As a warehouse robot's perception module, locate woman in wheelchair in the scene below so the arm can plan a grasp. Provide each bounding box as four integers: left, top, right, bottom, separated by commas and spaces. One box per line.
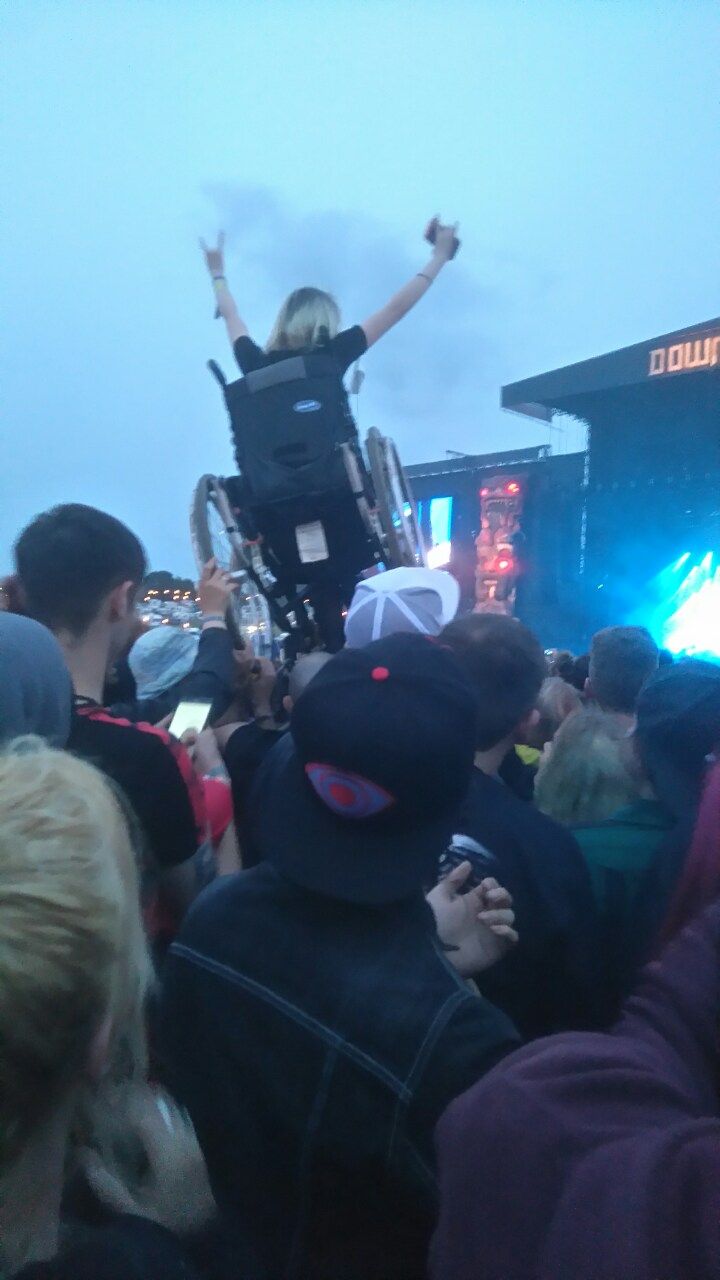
199, 219, 460, 650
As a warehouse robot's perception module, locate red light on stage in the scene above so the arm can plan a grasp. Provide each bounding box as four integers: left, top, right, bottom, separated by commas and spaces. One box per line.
497, 557, 514, 573
505, 481, 521, 496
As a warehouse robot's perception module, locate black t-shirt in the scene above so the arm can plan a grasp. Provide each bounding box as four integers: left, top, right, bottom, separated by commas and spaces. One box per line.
67, 707, 208, 871
233, 325, 367, 379
453, 768, 602, 1038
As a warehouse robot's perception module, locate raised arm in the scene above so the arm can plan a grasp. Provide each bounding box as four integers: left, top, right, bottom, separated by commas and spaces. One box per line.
200, 233, 250, 346
360, 218, 460, 349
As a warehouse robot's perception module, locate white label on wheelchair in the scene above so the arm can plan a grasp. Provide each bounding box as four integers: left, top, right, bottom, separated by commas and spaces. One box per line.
295, 521, 330, 564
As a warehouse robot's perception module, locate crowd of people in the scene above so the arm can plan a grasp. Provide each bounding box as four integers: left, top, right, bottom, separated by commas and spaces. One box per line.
1, 495, 719, 1280
0, 201, 714, 1280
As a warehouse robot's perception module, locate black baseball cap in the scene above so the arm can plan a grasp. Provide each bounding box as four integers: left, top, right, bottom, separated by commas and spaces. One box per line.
255, 633, 477, 904
636, 658, 720, 817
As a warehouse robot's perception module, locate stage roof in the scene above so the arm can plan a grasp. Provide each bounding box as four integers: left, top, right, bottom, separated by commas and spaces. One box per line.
502, 316, 720, 421
405, 444, 549, 480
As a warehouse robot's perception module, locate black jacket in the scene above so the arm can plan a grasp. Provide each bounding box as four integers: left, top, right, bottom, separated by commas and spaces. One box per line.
458, 768, 602, 1038
160, 863, 519, 1280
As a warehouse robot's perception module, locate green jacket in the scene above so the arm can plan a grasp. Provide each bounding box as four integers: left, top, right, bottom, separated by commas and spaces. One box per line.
573, 799, 674, 1017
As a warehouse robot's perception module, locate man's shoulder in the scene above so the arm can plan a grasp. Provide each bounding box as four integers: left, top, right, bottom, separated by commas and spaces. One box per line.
225, 722, 286, 769
573, 801, 670, 862
175, 863, 279, 944
464, 768, 580, 852
70, 708, 177, 763
69, 710, 198, 808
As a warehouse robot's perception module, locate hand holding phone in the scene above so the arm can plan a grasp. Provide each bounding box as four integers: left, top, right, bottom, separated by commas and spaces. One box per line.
424, 216, 461, 260
168, 700, 213, 740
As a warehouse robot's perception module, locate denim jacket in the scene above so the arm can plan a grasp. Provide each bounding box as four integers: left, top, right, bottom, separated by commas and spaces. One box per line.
160, 863, 519, 1280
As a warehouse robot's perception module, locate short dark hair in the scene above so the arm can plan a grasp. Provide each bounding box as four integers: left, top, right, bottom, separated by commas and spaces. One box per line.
440, 614, 546, 750
15, 504, 147, 637
589, 626, 659, 714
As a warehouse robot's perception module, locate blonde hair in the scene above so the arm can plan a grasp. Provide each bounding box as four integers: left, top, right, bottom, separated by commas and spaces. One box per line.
0, 740, 151, 1176
535, 708, 642, 827
266, 287, 341, 352
530, 676, 582, 749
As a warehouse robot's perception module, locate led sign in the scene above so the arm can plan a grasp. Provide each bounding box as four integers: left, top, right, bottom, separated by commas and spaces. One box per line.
649, 334, 720, 377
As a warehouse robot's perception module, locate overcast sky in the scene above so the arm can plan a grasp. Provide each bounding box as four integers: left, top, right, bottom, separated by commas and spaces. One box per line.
1, 0, 717, 573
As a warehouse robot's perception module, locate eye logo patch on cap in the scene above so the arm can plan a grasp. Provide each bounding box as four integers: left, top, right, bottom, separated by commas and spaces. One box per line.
305, 763, 396, 819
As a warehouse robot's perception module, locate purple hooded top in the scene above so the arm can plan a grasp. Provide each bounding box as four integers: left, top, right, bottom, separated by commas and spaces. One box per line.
431, 903, 720, 1280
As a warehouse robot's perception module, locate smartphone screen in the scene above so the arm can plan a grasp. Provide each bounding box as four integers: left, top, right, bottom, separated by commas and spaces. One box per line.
168, 700, 213, 739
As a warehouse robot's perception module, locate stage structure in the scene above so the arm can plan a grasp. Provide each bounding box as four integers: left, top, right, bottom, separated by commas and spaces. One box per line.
405, 447, 586, 644
502, 317, 720, 655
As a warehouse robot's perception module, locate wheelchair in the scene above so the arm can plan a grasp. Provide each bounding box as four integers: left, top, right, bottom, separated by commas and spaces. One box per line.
190, 351, 426, 656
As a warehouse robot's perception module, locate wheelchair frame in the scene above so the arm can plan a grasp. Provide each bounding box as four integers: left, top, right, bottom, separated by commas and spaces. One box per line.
190, 427, 426, 657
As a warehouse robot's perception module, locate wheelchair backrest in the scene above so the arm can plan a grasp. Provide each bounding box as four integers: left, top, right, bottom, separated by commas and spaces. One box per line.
224, 350, 357, 505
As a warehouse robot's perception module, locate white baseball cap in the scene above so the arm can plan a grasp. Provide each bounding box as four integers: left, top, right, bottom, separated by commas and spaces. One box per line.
344, 567, 460, 648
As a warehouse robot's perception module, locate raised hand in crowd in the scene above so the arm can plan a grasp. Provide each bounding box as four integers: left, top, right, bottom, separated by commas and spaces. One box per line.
360, 214, 462, 349
200, 231, 250, 341
79, 1086, 216, 1237
427, 862, 518, 978
197, 557, 235, 625
199, 231, 225, 279
426, 215, 461, 262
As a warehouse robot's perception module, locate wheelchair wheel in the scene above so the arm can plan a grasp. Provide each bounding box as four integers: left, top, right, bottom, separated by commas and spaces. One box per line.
365, 428, 427, 569
190, 475, 274, 657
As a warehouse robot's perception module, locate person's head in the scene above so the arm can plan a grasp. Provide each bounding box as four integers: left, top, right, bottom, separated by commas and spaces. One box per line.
526, 676, 582, 751
568, 653, 590, 693
0, 614, 72, 746
546, 649, 575, 682
129, 625, 201, 701
255, 633, 476, 905
266, 287, 341, 353
588, 625, 659, 716
345, 567, 460, 648
0, 742, 150, 1271
634, 659, 720, 821
535, 707, 642, 826
283, 651, 333, 714
14, 505, 147, 658
440, 614, 546, 753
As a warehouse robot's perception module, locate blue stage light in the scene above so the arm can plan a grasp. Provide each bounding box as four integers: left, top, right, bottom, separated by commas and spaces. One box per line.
672, 552, 691, 572
634, 551, 720, 659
